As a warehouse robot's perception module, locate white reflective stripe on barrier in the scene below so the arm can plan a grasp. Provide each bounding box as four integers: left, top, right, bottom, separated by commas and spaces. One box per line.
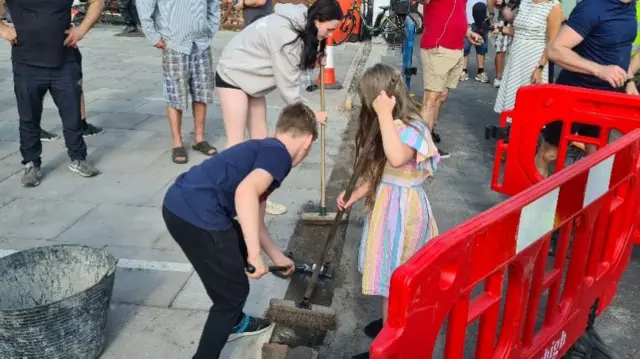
514, 153, 616, 254
517, 188, 559, 253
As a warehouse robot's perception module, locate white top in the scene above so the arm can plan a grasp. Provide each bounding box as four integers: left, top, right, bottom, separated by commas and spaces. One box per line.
467, 0, 487, 24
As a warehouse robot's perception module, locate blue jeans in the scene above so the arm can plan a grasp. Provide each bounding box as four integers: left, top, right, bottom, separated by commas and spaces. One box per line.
464, 34, 488, 56
13, 61, 87, 167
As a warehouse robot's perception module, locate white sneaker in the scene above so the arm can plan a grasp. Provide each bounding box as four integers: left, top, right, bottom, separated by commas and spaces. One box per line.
266, 200, 287, 215
475, 72, 489, 83
493, 78, 501, 88
460, 72, 469, 81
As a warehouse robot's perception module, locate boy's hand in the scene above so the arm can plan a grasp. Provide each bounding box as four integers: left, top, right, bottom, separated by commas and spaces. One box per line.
269, 252, 295, 276
337, 191, 357, 211
246, 254, 269, 279
372, 90, 396, 117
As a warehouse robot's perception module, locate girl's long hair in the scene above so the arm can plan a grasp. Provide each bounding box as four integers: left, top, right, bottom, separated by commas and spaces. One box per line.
354, 63, 427, 210
282, 0, 343, 71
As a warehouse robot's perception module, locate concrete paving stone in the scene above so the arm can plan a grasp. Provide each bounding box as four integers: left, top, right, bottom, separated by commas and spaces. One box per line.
82, 128, 158, 149
266, 216, 300, 250
90, 147, 166, 174
103, 303, 272, 359
0, 236, 59, 252
171, 270, 288, 318
85, 112, 154, 130
153, 231, 182, 252
0, 121, 18, 141
112, 268, 193, 307
127, 100, 174, 117
105, 244, 189, 264
85, 98, 145, 113
284, 163, 337, 191
55, 203, 167, 248
67, 169, 174, 206
0, 140, 18, 160
0, 198, 96, 240
146, 180, 173, 208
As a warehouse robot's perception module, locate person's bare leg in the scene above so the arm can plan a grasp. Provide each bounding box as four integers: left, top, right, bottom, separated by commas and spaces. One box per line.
495, 52, 506, 80
535, 140, 558, 178
434, 89, 449, 127
218, 87, 250, 149
247, 95, 286, 214
477, 54, 485, 72
421, 90, 441, 130
168, 106, 186, 162
463, 55, 469, 73
247, 96, 268, 139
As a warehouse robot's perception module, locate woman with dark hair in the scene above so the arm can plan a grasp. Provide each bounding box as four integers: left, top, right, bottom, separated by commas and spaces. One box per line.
216, 0, 343, 215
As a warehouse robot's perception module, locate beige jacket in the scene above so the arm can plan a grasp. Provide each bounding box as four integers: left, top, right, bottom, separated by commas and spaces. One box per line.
216, 3, 308, 105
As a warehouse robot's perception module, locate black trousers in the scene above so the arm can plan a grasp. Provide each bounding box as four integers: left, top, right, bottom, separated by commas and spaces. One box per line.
119, 0, 140, 26
162, 206, 250, 359
13, 61, 87, 167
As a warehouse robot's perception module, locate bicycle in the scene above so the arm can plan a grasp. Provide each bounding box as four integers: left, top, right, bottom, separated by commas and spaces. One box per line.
334, 0, 423, 48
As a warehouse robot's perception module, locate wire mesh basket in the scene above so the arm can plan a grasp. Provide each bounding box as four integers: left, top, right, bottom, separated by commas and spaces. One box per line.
0, 245, 118, 359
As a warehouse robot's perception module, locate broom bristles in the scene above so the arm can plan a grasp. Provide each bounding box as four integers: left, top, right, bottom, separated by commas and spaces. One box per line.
265, 298, 337, 331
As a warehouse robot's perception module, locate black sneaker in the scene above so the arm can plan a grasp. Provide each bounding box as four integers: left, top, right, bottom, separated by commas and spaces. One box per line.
431, 130, 441, 143
82, 122, 103, 137
68, 160, 100, 177
227, 313, 273, 342
40, 129, 60, 142
364, 318, 383, 338
21, 162, 42, 187
438, 148, 451, 159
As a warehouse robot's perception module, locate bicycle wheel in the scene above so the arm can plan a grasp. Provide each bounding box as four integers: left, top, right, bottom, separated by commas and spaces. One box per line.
334, 12, 357, 45
408, 11, 423, 35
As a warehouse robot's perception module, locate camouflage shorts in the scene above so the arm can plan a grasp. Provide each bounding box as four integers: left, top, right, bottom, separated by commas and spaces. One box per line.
162, 46, 214, 111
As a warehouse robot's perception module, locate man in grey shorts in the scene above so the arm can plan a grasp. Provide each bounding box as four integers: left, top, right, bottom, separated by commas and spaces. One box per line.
137, 0, 220, 164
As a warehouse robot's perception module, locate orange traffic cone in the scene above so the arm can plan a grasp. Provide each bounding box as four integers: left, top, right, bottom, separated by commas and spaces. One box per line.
315, 33, 343, 90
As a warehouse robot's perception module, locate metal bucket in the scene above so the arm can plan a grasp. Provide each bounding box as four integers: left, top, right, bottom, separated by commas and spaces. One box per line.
0, 245, 117, 359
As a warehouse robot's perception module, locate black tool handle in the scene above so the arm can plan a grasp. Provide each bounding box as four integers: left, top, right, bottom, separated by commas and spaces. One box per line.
246, 265, 291, 274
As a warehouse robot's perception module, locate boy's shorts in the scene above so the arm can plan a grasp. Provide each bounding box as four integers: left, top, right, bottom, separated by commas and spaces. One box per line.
494, 32, 513, 53
464, 33, 489, 56
420, 47, 464, 92
162, 45, 215, 111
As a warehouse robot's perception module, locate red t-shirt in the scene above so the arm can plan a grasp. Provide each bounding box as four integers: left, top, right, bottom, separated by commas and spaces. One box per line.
420, 0, 467, 50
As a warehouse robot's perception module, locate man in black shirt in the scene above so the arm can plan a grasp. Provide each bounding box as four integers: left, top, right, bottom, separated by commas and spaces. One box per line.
0, 0, 104, 187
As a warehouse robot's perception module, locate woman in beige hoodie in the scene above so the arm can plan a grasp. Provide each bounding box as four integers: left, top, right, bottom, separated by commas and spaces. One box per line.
216, 0, 342, 214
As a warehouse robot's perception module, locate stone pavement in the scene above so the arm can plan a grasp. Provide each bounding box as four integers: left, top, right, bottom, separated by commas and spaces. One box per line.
0, 26, 365, 358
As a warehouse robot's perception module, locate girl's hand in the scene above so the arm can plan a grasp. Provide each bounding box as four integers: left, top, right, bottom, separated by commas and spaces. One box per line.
531, 68, 542, 84
314, 111, 327, 125
372, 90, 396, 117
337, 191, 358, 211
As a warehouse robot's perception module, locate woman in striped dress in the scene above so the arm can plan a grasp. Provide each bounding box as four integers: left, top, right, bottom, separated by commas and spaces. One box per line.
336, 64, 440, 357
493, 0, 563, 114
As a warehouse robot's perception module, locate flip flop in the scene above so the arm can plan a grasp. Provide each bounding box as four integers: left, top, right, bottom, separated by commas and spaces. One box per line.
172, 147, 188, 164
192, 141, 218, 156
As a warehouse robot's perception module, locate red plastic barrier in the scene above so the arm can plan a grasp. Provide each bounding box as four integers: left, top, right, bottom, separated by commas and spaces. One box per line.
371, 129, 640, 358
489, 85, 640, 245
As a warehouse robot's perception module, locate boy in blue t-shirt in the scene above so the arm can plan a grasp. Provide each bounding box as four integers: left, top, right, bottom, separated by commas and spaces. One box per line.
162, 102, 318, 359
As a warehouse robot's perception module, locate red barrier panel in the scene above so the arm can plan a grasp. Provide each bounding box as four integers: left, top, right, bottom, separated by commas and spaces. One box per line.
370, 129, 640, 358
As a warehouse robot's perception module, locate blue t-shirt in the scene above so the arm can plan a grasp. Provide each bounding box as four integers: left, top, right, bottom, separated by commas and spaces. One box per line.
163, 138, 292, 230
556, 0, 636, 90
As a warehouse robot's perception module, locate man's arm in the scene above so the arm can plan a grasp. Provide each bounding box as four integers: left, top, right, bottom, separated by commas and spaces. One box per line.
235, 169, 276, 260
78, 0, 104, 34
207, 0, 221, 36
136, 0, 162, 45
243, 0, 266, 7
547, 26, 600, 75
628, 51, 640, 78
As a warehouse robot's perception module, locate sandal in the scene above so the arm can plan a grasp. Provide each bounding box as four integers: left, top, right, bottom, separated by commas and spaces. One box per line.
172, 147, 188, 164
192, 141, 218, 156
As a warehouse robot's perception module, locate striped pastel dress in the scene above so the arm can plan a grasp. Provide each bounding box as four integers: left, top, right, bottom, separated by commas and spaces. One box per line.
358, 120, 440, 298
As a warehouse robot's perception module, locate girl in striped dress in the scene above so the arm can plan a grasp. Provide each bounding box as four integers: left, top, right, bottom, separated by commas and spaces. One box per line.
336, 64, 440, 351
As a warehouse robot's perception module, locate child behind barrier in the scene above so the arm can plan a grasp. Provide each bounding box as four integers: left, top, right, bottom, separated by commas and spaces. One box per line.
336, 64, 440, 359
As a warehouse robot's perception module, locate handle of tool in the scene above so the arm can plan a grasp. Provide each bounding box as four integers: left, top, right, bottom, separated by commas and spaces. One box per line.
246, 265, 292, 274
302, 124, 379, 301
320, 65, 327, 216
